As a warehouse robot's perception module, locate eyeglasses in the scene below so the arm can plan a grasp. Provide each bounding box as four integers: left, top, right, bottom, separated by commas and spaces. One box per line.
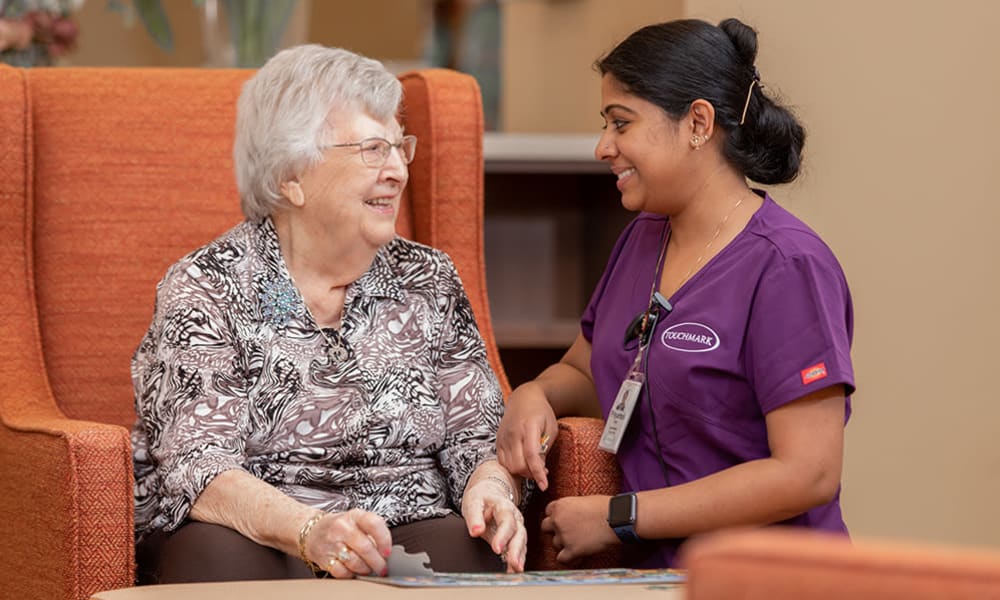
321, 135, 417, 168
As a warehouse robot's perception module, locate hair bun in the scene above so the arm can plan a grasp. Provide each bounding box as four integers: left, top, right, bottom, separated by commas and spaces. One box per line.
718, 18, 758, 67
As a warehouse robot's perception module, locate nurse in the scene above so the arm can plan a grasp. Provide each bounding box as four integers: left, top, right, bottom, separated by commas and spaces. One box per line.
496, 17, 855, 568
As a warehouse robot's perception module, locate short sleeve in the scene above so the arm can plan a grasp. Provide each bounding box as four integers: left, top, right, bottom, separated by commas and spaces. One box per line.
745, 250, 855, 415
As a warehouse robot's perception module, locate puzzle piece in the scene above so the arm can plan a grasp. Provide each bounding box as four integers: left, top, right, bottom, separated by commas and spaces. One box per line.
386, 544, 434, 577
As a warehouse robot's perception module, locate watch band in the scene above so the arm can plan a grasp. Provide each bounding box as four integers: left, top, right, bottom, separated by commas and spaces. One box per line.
608, 492, 642, 544
612, 522, 642, 544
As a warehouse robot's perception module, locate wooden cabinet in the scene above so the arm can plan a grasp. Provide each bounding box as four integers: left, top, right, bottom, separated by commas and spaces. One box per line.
482, 133, 634, 386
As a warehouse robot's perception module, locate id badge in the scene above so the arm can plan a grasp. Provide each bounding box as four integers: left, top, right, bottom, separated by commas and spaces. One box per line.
599, 370, 644, 454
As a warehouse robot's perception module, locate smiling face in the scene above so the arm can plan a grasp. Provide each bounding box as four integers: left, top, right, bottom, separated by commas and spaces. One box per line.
292, 107, 409, 252
595, 74, 691, 214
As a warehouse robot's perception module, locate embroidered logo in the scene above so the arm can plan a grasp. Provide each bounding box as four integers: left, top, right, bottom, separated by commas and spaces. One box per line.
660, 322, 720, 353
800, 362, 828, 385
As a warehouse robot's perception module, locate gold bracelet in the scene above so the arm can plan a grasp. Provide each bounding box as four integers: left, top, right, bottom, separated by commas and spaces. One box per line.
486, 475, 515, 503
297, 511, 327, 573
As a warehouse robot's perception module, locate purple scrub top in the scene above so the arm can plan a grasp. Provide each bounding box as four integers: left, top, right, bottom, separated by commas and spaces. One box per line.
582, 193, 855, 567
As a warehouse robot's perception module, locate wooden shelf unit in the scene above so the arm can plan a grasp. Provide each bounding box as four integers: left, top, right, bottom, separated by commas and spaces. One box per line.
482, 133, 634, 385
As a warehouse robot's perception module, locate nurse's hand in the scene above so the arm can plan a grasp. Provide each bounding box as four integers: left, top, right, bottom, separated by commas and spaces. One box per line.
499, 333, 600, 491
541, 495, 618, 564
497, 381, 557, 490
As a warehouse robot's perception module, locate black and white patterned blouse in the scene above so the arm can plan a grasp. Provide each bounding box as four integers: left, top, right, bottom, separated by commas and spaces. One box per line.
131, 218, 504, 540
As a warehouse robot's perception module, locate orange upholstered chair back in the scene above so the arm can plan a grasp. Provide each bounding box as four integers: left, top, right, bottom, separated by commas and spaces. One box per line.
9, 67, 506, 432
27, 68, 247, 428
681, 528, 1000, 600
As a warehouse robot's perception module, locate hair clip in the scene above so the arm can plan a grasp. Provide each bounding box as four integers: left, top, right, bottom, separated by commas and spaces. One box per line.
739, 66, 765, 126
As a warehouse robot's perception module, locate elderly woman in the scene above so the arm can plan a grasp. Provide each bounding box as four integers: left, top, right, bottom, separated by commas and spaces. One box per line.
131, 44, 525, 584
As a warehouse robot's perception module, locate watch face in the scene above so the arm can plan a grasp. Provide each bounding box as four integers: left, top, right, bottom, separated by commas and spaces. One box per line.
609, 493, 636, 525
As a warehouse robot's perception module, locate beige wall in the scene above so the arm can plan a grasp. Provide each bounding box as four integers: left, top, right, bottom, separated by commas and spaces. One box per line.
686, 0, 1000, 549
67, 0, 424, 68
501, 0, 683, 132
308, 0, 425, 67
69, 0, 206, 67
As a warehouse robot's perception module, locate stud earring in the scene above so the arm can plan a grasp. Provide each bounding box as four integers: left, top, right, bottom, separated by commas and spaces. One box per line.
691, 135, 702, 149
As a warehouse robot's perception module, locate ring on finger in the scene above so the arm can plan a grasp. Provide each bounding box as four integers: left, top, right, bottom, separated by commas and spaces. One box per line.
337, 545, 352, 562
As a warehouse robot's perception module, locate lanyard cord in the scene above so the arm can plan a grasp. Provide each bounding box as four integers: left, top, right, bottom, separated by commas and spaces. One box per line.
639, 225, 671, 340
635, 221, 672, 486
631, 223, 672, 369
641, 342, 671, 486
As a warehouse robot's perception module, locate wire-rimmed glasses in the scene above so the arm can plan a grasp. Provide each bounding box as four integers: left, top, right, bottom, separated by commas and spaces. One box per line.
322, 135, 417, 168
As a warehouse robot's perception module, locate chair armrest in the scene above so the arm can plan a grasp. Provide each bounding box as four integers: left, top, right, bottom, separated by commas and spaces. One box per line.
0, 413, 135, 600
680, 528, 1000, 600
548, 417, 621, 497
525, 416, 623, 570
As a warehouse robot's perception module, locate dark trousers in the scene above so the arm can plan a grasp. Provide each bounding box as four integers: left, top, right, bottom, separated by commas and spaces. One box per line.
137, 513, 505, 584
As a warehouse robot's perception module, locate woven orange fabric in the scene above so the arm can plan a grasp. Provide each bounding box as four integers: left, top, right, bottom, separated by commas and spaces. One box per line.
29, 68, 249, 429
524, 417, 623, 570
682, 528, 1000, 600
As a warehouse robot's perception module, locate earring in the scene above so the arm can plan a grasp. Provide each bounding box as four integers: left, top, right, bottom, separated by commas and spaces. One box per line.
691, 135, 702, 150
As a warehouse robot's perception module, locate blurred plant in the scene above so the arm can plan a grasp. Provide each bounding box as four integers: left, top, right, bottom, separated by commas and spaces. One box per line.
0, 0, 80, 66
426, 0, 500, 130
109, 0, 297, 68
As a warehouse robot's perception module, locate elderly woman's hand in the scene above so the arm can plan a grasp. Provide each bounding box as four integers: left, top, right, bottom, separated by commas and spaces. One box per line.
302, 508, 393, 579
462, 472, 527, 573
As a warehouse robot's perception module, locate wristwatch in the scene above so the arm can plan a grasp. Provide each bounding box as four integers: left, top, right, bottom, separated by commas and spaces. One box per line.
607, 492, 641, 543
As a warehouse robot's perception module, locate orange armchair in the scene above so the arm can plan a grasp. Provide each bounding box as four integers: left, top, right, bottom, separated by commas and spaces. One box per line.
0, 65, 513, 600
681, 527, 1000, 599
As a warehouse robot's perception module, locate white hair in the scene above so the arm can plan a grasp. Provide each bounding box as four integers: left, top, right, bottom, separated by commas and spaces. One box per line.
234, 44, 403, 219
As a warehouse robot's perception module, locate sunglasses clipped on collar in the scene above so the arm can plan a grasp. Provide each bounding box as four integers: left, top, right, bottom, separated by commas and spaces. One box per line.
623, 292, 673, 350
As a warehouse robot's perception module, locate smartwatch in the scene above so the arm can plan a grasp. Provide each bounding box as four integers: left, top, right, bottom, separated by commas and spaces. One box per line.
607, 492, 641, 543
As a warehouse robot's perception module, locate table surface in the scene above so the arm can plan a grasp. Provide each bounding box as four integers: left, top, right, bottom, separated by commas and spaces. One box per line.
91, 577, 686, 600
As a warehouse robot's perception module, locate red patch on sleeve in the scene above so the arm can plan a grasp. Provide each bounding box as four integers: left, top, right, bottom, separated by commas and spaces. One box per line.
801, 362, 828, 385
